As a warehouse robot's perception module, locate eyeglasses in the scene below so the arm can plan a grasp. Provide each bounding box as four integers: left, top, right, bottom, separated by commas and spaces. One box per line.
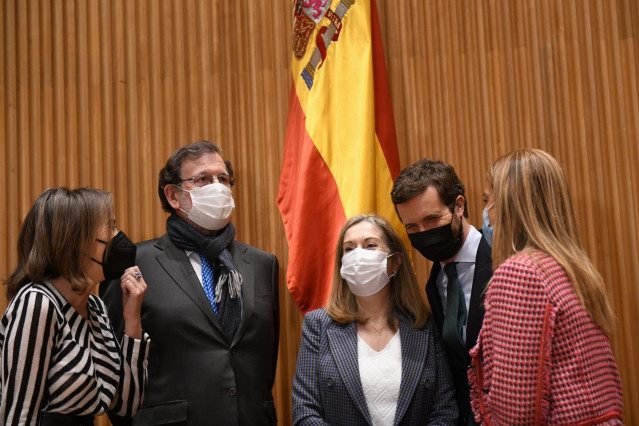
179, 173, 236, 188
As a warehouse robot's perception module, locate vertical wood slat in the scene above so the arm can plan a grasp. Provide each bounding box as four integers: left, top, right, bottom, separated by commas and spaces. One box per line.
0, 0, 7, 291
1, 1, 638, 424
17, 1, 29, 209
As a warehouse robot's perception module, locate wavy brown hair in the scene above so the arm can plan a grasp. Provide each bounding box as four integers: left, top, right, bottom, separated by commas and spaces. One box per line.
391, 158, 468, 218
326, 214, 430, 330
491, 148, 615, 335
4, 187, 115, 299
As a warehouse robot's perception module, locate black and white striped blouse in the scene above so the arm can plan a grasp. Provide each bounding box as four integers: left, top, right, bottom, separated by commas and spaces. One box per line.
0, 281, 150, 425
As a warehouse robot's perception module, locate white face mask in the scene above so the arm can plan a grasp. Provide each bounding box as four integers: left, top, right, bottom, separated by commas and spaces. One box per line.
177, 182, 235, 230
340, 248, 396, 297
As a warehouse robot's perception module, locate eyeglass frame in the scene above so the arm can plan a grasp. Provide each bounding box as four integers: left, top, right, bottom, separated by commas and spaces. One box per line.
177, 173, 236, 188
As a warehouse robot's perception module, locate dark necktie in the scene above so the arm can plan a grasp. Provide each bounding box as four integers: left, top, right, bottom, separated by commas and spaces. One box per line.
442, 262, 467, 354
199, 254, 218, 315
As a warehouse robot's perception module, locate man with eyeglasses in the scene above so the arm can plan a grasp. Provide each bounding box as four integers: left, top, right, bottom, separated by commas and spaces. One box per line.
101, 140, 280, 425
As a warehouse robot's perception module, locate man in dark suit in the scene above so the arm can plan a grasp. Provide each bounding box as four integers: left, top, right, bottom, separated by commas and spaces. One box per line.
391, 158, 492, 426
101, 141, 279, 425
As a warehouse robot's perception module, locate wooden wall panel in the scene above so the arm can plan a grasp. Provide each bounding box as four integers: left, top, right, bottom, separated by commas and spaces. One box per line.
380, 0, 639, 421
1, 0, 637, 424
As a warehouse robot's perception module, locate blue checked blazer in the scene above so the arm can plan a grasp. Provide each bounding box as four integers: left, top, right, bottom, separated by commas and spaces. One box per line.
292, 309, 458, 425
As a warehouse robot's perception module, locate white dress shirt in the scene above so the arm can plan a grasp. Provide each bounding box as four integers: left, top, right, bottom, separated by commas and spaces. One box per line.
186, 250, 205, 286
436, 225, 482, 344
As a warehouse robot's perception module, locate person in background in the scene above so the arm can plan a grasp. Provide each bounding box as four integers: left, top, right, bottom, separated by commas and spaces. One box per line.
391, 159, 492, 425
293, 214, 458, 425
0, 187, 149, 425
101, 140, 280, 425
481, 168, 496, 247
469, 148, 623, 424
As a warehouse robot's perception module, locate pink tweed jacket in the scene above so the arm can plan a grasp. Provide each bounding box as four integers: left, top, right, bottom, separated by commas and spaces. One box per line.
469, 252, 623, 425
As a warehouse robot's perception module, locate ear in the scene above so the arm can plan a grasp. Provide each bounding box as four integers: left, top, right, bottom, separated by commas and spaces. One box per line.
390, 252, 403, 276
455, 195, 465, 216
164, 184, 183, 210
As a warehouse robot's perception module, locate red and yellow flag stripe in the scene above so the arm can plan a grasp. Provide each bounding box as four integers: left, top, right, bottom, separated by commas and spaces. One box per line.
278, 0, 405, 314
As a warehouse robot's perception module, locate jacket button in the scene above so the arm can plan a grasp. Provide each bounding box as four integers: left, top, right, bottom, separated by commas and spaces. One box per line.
228, 387, 237, 396
327, 378, 334, 387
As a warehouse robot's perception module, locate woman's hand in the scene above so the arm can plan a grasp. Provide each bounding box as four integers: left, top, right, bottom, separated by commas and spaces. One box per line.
120, 266, 147, 339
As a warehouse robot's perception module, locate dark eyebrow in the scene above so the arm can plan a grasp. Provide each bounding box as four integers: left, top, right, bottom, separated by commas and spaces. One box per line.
343, 236, 382, 245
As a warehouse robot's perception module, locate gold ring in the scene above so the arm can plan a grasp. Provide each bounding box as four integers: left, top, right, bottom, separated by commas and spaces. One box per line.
133, 271, 142, 279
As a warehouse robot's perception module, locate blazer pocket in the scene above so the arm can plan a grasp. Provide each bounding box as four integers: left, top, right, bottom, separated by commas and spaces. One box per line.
133, 400, 188, 425
263, 400, 278, 424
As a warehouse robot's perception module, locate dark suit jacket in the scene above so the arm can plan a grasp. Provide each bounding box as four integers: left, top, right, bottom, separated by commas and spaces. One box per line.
425, 236, 492, 426
100, 234, 280, 426
292, 309, 458, 425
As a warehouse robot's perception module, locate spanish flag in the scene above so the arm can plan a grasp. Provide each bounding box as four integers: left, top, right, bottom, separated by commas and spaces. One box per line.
278, 0, 404, 314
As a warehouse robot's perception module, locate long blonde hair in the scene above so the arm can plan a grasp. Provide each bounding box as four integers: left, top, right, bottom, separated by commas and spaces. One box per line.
491, 148, 615, 335
326, 214, 430, 329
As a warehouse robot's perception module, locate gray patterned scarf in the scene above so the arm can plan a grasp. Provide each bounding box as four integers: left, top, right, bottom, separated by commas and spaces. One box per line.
166, 213, 242, 340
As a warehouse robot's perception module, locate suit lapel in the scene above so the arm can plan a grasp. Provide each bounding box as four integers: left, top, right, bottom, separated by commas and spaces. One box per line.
466, 236, 492, 350
424, 238, 492, 351
394, 320, 428, 424
425, 264, 444, 333
229, 242, 254, 347
327, 323, 371, 424
154, 235, 225, 336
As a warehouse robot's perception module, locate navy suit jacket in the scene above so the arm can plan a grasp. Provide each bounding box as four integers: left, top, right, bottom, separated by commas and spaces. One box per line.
292, 309, 458, 425
425, 236, 492, 425
100, 234, 279, 426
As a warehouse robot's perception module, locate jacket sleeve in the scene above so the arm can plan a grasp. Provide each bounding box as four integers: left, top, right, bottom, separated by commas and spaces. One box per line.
270, 254, 280, 390
99, 281, 149, 424
474, 256, 555, 423
109, 331, 150, 418
0, 292, 57, 426
292, 311, 330, 426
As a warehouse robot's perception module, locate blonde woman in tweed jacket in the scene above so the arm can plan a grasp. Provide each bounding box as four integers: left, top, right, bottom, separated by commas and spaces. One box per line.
469, 149, 623, 425
293, 214, 458, 425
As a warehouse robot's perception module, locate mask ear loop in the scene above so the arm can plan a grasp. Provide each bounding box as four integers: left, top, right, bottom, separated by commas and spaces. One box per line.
456, 212, 464, 241
171, 184, 194, 216
91, 238, 110, 265
387, 252, 400, 280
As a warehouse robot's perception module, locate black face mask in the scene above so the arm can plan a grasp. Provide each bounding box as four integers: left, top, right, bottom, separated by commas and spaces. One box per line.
92, 231, 137, 280
408, 212, 464, 262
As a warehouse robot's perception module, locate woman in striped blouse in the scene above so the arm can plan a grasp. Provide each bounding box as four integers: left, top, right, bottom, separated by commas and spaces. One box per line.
0, 187, 150, 425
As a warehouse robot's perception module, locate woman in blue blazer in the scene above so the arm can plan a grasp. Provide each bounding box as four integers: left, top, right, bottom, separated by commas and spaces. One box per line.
293, 214, 458, 425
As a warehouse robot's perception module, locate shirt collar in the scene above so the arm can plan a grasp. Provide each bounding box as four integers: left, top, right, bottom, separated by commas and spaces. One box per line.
440, 225, 481, 266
